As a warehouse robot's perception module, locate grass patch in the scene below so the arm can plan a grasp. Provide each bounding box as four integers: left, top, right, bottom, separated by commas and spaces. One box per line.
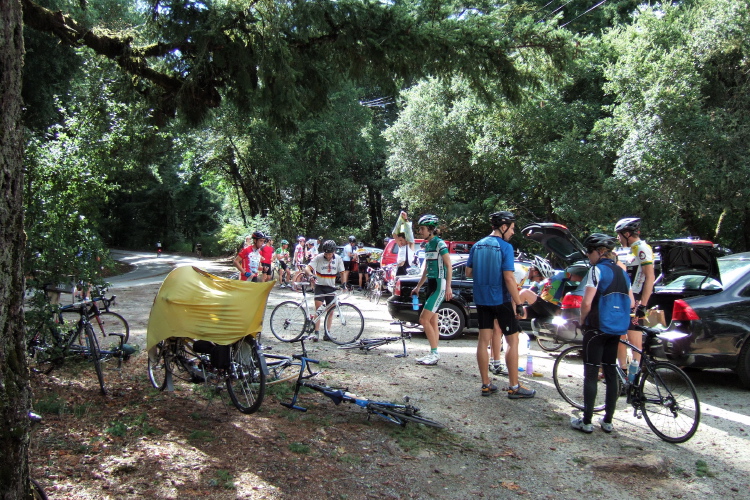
209, 469, 236, 489
572, 456, 588, 465
338, 454, 361, 465
35, 394, 68, 415
387, 422, 446, 453
695, 460, 714, 478
189, 430, 215, 442
106, 421, 128, 437
289, 442, 310, 454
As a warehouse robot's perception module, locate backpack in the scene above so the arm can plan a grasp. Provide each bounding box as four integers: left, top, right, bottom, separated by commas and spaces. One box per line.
585, 260, 631, 335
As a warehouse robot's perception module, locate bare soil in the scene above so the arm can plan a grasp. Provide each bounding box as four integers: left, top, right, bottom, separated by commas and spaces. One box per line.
29, 258, 750, 499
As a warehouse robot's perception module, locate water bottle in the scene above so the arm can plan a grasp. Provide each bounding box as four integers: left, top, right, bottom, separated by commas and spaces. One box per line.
526, 353, 533, 375
627, 360, 638, 383
412, 294, 420, 310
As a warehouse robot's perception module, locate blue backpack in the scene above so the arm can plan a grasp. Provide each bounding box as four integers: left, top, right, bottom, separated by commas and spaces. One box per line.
585, 260, 631, 335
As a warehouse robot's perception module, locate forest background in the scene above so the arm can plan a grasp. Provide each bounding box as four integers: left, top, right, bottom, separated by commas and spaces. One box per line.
2, 0, 749, 496
22, 0, 750, 287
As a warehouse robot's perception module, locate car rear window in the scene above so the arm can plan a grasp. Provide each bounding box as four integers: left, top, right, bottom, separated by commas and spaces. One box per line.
718, 258, 750, 288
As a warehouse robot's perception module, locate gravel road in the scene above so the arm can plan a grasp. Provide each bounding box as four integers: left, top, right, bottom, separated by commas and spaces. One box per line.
113, 256, 750, 499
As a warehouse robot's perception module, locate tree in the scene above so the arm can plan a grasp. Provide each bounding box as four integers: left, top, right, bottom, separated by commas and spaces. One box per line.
0, 0, 33, 497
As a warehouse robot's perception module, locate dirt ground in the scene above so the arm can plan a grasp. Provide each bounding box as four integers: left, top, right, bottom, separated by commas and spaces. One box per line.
28, 257, 750, 499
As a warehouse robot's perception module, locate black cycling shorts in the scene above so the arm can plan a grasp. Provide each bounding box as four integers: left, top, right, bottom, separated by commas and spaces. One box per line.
261, 263, 272, 275
476, 303, 520, 334
278, 261, 287, 271
344, 261, 353, 271
314, 285, 337, 305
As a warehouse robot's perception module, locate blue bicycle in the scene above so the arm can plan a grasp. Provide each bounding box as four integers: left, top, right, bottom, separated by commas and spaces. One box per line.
279, 353, 444, 428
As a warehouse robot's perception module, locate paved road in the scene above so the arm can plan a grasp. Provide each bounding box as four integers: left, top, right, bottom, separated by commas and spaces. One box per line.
108, 250, 234, 287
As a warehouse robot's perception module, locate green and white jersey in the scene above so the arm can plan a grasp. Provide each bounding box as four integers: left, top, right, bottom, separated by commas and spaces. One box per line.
424, 236, 449, 279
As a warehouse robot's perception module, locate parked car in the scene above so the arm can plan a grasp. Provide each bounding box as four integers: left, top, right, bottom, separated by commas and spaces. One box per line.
652, 249, 750, 388
386, 255, 534, 340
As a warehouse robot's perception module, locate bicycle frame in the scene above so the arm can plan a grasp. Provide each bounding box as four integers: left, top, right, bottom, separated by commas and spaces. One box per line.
298, 283, 346, 326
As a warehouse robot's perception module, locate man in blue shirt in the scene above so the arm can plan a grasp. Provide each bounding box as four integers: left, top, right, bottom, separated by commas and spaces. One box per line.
467, 211, 536, 399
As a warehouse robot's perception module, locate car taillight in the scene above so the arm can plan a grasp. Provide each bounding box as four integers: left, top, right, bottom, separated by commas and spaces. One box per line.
672, 299, 700, 321
395, 279, 401, 296
560, 294, 582, 310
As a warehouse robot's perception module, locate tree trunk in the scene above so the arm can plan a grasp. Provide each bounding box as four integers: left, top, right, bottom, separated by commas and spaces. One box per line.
0, 0, 33, 497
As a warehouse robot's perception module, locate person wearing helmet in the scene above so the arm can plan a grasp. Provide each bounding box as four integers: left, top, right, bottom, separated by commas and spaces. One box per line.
521, 259, 589, 323
274, 239, 292, 287
466, 211, 535, 398
355, 241, 372, 290
410, 214, 453, 366
615, 217, 654, 368
293, 236, 307, 271
341, 236, 357, 290
234, 231, 266, 282
570, 233, 634, 434
304, 240, 345, 341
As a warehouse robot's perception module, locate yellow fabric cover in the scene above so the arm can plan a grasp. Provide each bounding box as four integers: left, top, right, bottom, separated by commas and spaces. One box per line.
146, 266, 274, 351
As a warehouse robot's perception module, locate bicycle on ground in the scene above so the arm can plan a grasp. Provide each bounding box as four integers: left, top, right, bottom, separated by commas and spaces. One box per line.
269, 282, 364, 345
277, 352, 444, 428
553, 324, 700, 443
147, 336, 266, 414
338, 320, 413, 357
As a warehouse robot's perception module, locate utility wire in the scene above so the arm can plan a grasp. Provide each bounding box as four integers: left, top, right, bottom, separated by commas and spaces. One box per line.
560, 0, 610, 27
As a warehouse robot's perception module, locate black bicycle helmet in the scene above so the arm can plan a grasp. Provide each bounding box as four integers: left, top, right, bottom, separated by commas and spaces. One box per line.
348, 235, 356, 242
490, 211, 516, 228
252, 231, 266, 240
583, 233, 618, 250
417, 214, 439, 227
614, 217, 641, 234
321, 240, 337, 253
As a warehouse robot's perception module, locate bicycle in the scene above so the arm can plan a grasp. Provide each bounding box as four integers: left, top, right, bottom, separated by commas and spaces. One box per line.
278, 352, 444, 428
337, 320, 413, 357
269, 282, 364, 345
59, 287, 130, 344
27, 300, 127, 395
365, 266, 387, 304
553, 324, 700, 443
147, 336, 266, 414
289, 263, 313, 291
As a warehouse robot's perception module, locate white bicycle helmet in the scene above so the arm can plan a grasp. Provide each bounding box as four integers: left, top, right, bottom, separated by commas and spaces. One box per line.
531, 255, 554, 279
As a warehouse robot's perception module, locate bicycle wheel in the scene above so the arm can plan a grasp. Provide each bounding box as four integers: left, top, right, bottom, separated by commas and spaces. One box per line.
270, 301, 307, 342
324, 303, 364, 345
639, 362, 700, 443
536, 336, 565, 352
553, 345, 610, 412
367, 402, 445, 429
91, 311, 130, 344
147, 340, 171, 390
226, 338, 266, 414
30, 478, 48, 500
28, 327, 64, 374
84, 324, 106, 395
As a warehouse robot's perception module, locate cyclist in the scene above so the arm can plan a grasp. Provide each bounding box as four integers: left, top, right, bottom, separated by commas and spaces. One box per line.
293, 236, 307, 271
341, 235, 357, 290
571, 233, 634, 434
233, 231, 265, 282
274, 240, 292, 287
466, 211, 534, 398
410, 214, 453, 366
304, 240, 345, 341
355, 242, 371, 291
156, 240, 162, 257
260, 237, 274, 283
518, 256, 554, 306
615, 217, 654, 368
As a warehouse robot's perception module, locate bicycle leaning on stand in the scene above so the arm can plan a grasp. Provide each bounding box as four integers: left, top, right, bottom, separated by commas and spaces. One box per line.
553, 324, 700, 443
269, 282, 364, 345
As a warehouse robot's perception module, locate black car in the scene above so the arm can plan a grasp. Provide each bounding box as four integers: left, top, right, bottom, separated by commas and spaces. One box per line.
657, 251, 750, 388
386, 256, 534, 340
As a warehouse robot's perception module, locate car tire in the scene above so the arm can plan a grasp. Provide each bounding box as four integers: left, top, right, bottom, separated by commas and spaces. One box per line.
737, 338, 750, 389
437, 302, 465, 340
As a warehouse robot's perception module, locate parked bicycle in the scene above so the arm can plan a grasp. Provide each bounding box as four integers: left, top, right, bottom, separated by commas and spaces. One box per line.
364, 266, 387, 304
269, 282, 364, 345
553, 324, 700, 443
27, 297, 130, 395
59, 286, 130, 344
279, 352, 444, 428
148, 336, 266, 414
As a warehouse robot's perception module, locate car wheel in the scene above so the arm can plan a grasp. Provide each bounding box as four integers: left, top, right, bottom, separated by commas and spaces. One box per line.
737, 338, 750, 389
437, 302, 465, 340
